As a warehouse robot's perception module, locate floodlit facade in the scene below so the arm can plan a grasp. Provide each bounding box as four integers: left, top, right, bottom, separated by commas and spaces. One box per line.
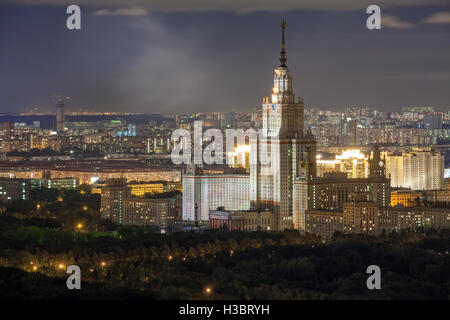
316, 149, 369, 179
209, 209, 275, 231
387, 149, 444, 190
128, 182, 165, 196
182, 171, 250, 223
227, 144, 250, 172
250, 20, 316, 231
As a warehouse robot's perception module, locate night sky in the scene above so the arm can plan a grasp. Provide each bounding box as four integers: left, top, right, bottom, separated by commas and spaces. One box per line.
0, 0, 449, 114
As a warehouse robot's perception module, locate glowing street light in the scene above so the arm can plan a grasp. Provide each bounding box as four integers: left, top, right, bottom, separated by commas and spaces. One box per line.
205, 287, 213, 295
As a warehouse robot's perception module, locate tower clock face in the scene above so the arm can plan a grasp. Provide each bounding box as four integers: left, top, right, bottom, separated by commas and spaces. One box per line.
379, 161, 384, 167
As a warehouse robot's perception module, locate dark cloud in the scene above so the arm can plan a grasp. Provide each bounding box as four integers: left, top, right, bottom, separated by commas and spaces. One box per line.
0, 0, 448, 13
0, 3, 449, 114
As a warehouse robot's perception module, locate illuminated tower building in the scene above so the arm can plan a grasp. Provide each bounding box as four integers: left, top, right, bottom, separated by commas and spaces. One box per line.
250, 20, 317, 231
101, 178, 131, 224
56, 99, 65, 134
348, 119, 357, 146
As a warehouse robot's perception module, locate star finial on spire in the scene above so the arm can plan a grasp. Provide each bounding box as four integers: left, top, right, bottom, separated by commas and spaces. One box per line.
280, 19, 287, 67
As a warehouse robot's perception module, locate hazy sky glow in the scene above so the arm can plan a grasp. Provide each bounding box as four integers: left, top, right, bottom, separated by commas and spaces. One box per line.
0, 1, 449, 113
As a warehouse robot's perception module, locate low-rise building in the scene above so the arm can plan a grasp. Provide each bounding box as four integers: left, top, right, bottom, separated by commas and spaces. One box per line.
391, 190, 423, 207
391, 189, 450, 207
128, 182, 164, 196
209, 209, 275, 231
305, 210, 343, 239
389, 207, 450, 230
0, 178, 30, 202
45, 177, 79, 190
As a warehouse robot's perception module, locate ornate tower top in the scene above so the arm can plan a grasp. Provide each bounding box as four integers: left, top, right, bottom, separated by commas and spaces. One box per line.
279, 19, 287, 67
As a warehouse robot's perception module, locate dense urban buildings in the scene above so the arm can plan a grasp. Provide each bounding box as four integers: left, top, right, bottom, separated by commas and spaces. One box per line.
386, 149, 444, 190
2, 0, 450, 304
0, 22, 448, 239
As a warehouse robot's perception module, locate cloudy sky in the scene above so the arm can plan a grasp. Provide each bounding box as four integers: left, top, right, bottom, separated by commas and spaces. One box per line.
0, 0, 449, 114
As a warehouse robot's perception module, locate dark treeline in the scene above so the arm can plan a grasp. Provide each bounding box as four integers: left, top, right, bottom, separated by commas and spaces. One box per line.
0, 187, 449, 300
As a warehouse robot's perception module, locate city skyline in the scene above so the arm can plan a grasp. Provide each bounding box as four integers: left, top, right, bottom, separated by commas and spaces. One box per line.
1, 1, 450, 114
0, 4, 449, 302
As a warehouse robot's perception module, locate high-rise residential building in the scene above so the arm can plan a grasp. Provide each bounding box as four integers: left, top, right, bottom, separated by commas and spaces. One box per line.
56, 99, 65, 134
423, 114, 442, 130
182, 166, 250, 224
347, 119, 357, 146
391, 190, 424, 207
250, 20, 317, 231
387, 149, 444, 190
386, 153, 404, 188
0, 122, 13, 141
123, 196, 181, 229
101, 178, 131, 224
221, 112, 234, 129
0, 122, 14, 152
128, 182, 165, 196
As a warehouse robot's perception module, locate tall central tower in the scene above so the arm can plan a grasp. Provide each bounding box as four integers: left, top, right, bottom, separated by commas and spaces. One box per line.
250, 20, 316, 231
56, 99, 65, 134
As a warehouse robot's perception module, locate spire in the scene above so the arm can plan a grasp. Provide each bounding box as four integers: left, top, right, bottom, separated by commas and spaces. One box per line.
279, 19, 287, 67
